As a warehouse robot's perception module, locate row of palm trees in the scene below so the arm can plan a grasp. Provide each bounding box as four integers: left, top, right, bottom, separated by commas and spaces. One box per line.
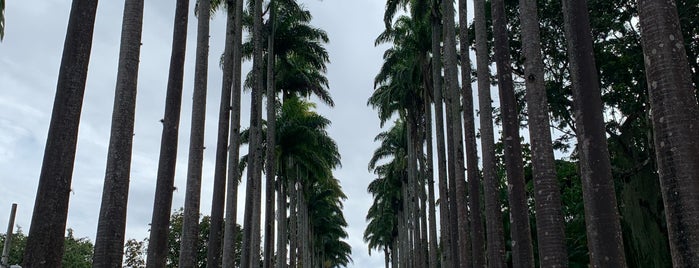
364, 0, 699, 267
20, 0, 352, 267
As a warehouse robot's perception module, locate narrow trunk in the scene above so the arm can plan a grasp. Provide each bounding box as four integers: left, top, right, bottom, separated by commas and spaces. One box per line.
263, 3, 277, 267
430, 6, 453, 267
222, 0, 245, 265
276, 175, 287, 268
208, 0, 237, 265
474, 0, 506, 266
92, 0, 143, 266
457, 0, 485, 266
638, 0, 699, 266
178, 0, 210, 265
407, 118, 419, 268
561, 1, 627, 266
442, 0, 471, 265
22, 0, 98, 266
424, 95, 439, 268
241, 0, 265, 265
289, 175, 298, 268
144, 0, 189, 266
518, 0, 568, 266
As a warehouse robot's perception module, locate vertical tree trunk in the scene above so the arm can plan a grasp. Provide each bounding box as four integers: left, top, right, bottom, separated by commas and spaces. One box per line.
430, 4, 453, 266
263, 3, 277, 267
179, 0, 210, 265
92, 0, 143, 267
491, 0, 535, 266
22, 0, 98, 266
222, 0, 245, 265
241, 0, 265, 265
442, 0, 472, 266
518, 0, 568, 266
208, 0, 237, 266
473, 0, 506, 266
457, 0, 485, 266
424, 93, 439, 268
289, 174, 298, 268
560, 0, 627, 266
638, 0, 699, 266
276, 175, 287, 268
143, 0, 189, 266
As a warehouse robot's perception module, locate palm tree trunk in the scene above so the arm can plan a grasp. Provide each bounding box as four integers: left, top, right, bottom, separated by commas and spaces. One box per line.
207, 0, 237, 265
518, 0, 568, 266
638, 0, 699, 266
491, 0, 535, 266
289, 173, 298, 268
276, 175, 287, 268
473, 0, 506, 266
407, 118, 419, 268
144, 0, 189, 266
424, 93, 439, 268
92, 0, 143, 267
560, 1, 627, 266
179, 0, 210, 265
430, 4, 453, 266
23, 0, 98, 265
457, 0, 485, 266
263, 2, 277, 267
442, 0, 472, 265
222, 0, 245, 265
241, 0, 265, 265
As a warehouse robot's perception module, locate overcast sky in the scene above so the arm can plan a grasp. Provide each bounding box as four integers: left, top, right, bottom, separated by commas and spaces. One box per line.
0, 0, 406, 266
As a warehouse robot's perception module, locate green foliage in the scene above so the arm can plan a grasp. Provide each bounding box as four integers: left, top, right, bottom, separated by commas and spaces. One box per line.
0, 227, 93, 267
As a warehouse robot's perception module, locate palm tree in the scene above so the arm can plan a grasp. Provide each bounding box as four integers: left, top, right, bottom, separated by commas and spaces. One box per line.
263, 2, 277, 268
560, 0, 627, 266
222, 0, 245, 265
145, 0, 190, 266
178, 0, 210, 265
491, 0, 535, 266
206, 0, 237, 266
518, 0, 568, 266
92, 0, 144, 266
637, 0, 699, 265
473, 0, 506, 266
1, 0, 5, 41
457, 0, 484, 265
22, 0, 98, 266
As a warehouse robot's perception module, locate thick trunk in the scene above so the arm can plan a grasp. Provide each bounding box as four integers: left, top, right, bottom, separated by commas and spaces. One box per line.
442, 0, 471, 266
518, 0, 568, 266
430, 7, 453, 267
638, 0, 699, 266
561, 0, 627, 266
92, 0, 143, 267
179, 0, 210, 265
491, 0, 535, 266
222, 0, 245, 265
208, 0, 237, 266
144, 0, 189, 266
457, 0, 485, 266
263, 3, 277, 267
473, 0, 506, 266
23, 0, 97, 266
407, 118, 419, 268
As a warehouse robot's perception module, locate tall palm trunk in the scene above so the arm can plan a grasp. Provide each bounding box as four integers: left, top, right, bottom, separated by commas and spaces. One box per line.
518, 0, 567, 266
289, 167, 298, 267
638, 0, 699, 266
424, 93, 439, 268
179, 0, 210, 265
263, 3, 277, 267
442, 0, 472, 265
457, 0, 485, 266
473, 0, 506, 266
491, 0, 535, 266
23, 0, 98, 266
276, 174, 287, 268
208, 0, 237, 266
241, 0, 265, 265
92, 0, 143, 266
560, 0, 627, 266
145, 1, 189, 266
430, 4, 453, 266
222, 0, 245, 265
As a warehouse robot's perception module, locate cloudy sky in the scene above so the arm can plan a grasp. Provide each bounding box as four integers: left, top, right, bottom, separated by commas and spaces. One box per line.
0, 0, 408, 266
